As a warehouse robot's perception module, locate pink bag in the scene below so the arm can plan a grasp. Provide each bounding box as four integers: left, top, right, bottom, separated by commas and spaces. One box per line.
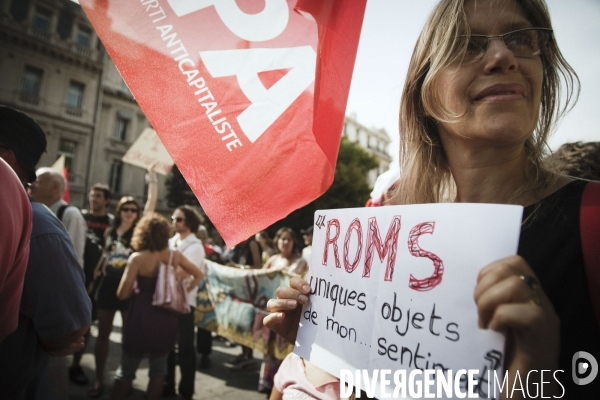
152, 250, 190, 314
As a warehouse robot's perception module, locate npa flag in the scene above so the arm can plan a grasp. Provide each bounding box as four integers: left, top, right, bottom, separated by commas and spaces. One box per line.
80, 0, 367, 246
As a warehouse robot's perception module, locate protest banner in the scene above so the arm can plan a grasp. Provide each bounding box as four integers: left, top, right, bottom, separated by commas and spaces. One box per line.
121, 128, 174, 175
79, 0, 367, 246
196, 261, 294, 359
295, 204, 523, 398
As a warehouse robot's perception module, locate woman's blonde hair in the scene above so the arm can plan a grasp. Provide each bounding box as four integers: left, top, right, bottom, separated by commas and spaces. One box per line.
395, 0, 579, 205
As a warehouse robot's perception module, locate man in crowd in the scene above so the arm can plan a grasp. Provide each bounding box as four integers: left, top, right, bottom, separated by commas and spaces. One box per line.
30, 167, 87, 268
30, 166, 90, 391
165, 205, 206, 399
67, 184, 114, 385
0, 106, 91, 398
80, 183, 114, 294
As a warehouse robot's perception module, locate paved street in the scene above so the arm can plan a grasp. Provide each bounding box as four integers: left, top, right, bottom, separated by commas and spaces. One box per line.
68, 314, 267, 400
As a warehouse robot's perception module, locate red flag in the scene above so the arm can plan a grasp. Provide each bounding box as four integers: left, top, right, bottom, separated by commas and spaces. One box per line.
80, 0, 366, 246
62, 168, 70, 203
51, 155, 70, 203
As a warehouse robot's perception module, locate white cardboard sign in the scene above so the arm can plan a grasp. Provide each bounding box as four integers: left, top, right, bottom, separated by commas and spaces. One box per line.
122, 128, 174, 175
295, 203, 523, 398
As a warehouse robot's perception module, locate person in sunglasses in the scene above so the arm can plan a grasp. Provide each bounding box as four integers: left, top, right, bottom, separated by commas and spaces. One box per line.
265, 0, 599, 398
164, 205, 206, 399
89, 166, 157, 398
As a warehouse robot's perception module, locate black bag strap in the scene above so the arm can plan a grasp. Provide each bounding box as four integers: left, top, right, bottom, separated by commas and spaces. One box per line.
57, 204, 70, 222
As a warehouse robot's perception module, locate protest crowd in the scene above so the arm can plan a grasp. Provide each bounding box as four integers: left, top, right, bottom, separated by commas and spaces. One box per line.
1, 0, 599, 400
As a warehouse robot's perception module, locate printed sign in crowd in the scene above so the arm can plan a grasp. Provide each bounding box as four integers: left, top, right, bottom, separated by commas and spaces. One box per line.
80, 0, 367, 246
122, 128, 174, 175
295, 204, 524, 399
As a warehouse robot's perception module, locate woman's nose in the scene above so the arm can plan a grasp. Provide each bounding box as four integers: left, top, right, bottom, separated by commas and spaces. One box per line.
482, 38, 518, 74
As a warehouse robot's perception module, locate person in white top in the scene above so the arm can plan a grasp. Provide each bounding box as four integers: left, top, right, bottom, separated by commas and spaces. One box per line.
31, 167, 87, 267
165, 205, 206, 400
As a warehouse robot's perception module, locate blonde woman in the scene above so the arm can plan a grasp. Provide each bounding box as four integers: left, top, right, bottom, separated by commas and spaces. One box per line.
265, 0, 599, 398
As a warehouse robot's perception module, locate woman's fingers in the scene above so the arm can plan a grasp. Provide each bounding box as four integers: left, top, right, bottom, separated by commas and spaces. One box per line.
487, 303, 545, 332
267, 298, 299, 312
263, 279, 312, 343
289, 277, 311, 294
476, 275, 532, 328
475, 255, 531, 301
263, 311, 285, 329
274, 281, 310, 305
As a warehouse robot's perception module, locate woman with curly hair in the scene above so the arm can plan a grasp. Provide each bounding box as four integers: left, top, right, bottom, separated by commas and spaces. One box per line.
108, 213, 203, 400
90, 167, 158, 397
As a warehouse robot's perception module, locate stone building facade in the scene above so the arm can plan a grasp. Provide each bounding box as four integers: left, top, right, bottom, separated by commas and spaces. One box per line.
1, 0, 388, 218
0, 0, 168, 211
342, 113, 392, 186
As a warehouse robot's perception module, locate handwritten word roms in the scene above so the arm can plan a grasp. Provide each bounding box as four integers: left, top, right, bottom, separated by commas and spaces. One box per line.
322, 216, 445, 290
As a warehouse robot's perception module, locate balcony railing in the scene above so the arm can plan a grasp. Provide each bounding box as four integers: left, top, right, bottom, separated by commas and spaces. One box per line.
74, 44, 92, 58
31, 27, 51, 42
65, 105, 83, 117
19, 91, 40, 105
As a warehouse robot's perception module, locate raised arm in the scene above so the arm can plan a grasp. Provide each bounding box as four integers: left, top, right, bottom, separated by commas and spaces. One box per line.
143, 164, 157, 214
174, 251, 204, 291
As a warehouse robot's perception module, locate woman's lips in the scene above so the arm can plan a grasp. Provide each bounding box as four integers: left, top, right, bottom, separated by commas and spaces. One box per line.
474, 84, 525, 102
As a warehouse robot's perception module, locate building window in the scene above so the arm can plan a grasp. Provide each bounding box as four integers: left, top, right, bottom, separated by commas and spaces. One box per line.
109, 160, 123, 193
66, 81, 84, 116
58, 139, 76, 173
114, 114, 130, 141
33, 7, 52, 30
20, 66, 43, 105
76, 26, 92, 47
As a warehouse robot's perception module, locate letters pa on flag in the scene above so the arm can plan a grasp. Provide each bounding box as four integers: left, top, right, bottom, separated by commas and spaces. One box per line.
80, 0, 367, 245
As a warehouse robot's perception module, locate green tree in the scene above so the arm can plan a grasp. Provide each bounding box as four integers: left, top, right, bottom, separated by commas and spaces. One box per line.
165, 165, 200, 209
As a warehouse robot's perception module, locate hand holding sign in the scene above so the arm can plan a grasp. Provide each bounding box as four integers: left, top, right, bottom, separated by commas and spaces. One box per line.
265, 204, 529, 398
265, 276, 311, 344
474, 255, 561, 381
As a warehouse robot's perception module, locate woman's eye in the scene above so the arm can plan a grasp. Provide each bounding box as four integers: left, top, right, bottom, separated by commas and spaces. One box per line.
465, 38, 485, 58
506, 32, 535, 49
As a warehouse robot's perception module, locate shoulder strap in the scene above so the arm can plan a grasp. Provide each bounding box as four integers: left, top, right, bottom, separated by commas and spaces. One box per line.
57, 204, 70, 221
580, 181, 600, 329
169, 249, 174, 267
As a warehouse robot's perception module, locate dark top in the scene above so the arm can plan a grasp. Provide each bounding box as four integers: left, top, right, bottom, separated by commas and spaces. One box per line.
0, 201, 91, 398
227, 238, 262, 267
518, 180, 599, 398
96, 227, 133, 311
123, 275, 179, 355
82, 211, 113, 244
81, 211, 113, 288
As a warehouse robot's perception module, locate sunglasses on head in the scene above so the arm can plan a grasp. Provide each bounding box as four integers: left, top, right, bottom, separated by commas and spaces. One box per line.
121, 207, 138, 213
172, 217, 184, 223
